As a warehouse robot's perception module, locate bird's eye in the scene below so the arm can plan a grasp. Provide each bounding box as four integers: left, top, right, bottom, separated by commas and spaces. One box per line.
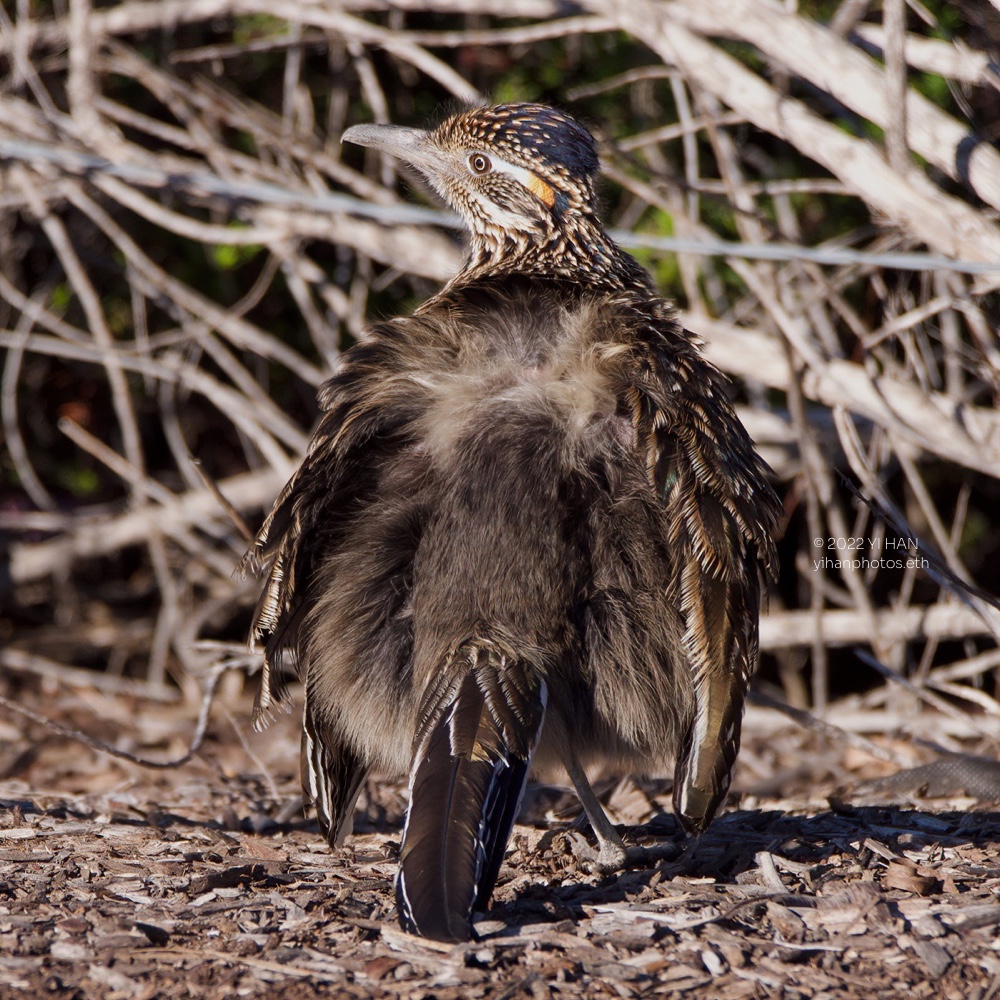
468, 153, 492, 175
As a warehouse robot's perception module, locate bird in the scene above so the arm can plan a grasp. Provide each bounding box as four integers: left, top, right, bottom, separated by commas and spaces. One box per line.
240, 103, 781, 943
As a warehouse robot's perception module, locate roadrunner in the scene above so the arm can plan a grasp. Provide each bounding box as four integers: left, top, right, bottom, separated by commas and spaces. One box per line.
242, 103, 781, 942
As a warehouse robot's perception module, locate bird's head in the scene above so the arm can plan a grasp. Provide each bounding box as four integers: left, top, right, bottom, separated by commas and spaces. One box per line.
343, 103, 603, 262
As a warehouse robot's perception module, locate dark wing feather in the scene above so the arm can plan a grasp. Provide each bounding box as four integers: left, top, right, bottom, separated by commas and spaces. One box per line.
237, 333, 419, 731
301, 686, 369, 847
238, 475, 305, 730
628, 315, 780, 834
237, 409, 360, 730
396, 645, 547, 942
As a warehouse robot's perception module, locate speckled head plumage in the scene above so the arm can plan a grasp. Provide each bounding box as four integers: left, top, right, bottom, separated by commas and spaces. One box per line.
434, 103, 600, 214
343, 103, 643, 287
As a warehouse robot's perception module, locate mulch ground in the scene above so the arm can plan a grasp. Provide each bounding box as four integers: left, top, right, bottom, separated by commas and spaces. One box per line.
1, 681, 999, 999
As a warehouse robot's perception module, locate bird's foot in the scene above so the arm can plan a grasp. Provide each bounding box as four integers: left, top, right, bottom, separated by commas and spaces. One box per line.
567, 830, 627, 873
567, 831, 680, 874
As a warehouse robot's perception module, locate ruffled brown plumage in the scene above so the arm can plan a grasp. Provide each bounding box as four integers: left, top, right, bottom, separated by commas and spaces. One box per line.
241, 103, 781, 942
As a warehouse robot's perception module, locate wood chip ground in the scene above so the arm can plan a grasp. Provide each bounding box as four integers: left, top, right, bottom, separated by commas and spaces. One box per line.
2, 686, 1000, 999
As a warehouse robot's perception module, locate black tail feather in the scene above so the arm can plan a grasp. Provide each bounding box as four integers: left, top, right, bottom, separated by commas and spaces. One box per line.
396, 647, 546, 942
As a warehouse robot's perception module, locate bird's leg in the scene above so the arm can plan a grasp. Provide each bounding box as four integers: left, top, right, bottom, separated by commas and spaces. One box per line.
562, 752, 681, 874
562, 751, 629, 871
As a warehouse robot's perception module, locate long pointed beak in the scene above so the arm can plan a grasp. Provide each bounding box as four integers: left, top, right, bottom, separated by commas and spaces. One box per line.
341, 124, 437, 171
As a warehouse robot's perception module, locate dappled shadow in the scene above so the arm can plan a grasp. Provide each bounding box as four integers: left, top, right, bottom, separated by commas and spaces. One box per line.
485, 803, 1000, 927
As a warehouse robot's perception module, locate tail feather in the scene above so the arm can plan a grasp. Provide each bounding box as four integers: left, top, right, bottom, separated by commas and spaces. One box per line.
396, 646, 546, 942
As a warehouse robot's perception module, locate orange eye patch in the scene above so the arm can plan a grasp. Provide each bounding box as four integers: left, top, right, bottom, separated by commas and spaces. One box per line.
524, 172, 556, 208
